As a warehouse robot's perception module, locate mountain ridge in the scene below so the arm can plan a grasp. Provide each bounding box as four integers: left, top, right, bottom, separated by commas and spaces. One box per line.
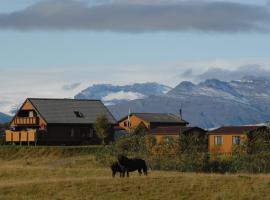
0, 112, 12, 123
75, 82, 171, 105
108, 77, 270, 128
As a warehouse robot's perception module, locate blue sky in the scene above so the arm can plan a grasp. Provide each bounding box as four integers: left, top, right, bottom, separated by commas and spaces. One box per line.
0, 0, 270, 114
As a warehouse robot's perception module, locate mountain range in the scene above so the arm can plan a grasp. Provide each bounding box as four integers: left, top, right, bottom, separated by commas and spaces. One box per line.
75, 82, 171, 105
0, 112, 11, 123
75, 76, 270, 129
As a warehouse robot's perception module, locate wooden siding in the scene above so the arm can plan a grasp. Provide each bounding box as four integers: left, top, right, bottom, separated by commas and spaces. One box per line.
118, 115, 150, 132
10, 99, 47, 127
5, 130, 36, 142
208, 134, 246, 154
37, 124, 101, 145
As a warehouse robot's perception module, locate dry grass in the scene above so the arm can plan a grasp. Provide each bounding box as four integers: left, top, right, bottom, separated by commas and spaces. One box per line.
0, 147, 270, 200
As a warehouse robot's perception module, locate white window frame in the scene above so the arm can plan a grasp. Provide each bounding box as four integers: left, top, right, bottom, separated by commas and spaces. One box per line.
232, 136, 241, 145
214, 136, 223, 145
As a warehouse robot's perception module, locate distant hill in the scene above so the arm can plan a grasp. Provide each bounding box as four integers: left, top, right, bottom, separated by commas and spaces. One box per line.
0, 112, 12, 123
108, 77, 270, 129
75, 82, 171, 105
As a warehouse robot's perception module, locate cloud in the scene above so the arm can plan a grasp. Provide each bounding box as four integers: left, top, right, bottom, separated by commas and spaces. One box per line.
102, 91, 145, 101
195, 65, 270, 81
62, 82, 81, 90
0, 0, 270, 32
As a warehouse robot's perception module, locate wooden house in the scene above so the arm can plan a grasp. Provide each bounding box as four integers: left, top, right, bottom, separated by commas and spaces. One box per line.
118, 113, 192, 143
5, 98, 117, 145
208, 126, 267, 154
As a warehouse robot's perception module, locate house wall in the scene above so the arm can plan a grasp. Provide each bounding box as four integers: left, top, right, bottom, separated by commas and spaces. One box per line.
38, 124, 101, 145
118, 115, 150, 132
208, 134, 246, 154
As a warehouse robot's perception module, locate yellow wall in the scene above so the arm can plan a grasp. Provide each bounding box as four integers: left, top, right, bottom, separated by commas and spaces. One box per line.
118, 115, 150, 132
5, 130, 36, 142
21, 100, 35, 110
208, 134, 246, 154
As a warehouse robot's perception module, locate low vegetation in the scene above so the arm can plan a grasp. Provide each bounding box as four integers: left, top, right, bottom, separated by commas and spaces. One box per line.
95, 128, 270, 173
0, 146, 270, 200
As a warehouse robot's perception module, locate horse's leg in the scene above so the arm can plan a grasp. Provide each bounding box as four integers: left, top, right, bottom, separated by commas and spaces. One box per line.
112, 171, 116, 178
138, 169, 142, 176
127, 171, 129, 178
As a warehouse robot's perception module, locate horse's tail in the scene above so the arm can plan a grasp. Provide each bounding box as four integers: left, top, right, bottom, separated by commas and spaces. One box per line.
142, 161, 148, 175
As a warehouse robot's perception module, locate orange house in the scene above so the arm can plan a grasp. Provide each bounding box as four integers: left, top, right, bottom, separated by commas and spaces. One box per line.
208, 126, 267, 154
118, 113, 189, 144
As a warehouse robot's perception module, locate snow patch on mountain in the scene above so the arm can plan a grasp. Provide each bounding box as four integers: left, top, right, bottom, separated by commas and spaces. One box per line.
102, 91, 145, 104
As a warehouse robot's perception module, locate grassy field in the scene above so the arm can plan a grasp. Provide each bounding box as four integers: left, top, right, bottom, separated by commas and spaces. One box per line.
0, 146, 270, 200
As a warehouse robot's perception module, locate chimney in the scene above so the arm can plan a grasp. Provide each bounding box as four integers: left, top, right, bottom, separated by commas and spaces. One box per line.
179, 108, 182, 120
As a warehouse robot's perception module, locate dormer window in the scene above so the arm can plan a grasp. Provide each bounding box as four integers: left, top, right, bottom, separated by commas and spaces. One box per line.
74, 111, 84, 118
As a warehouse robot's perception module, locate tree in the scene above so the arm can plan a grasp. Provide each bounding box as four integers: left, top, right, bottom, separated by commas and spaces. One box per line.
133, 123, 147, 136
93, 115, 112, 146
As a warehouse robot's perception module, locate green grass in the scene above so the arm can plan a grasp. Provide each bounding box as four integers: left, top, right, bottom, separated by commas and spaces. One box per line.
0, 146, 269, 200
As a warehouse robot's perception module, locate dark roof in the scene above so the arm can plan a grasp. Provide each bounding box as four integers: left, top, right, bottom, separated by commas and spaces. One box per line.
208, 126, 266, 135
120, 113, 188, 124
28, 98, 117, 124
179, 126, 206, 134
150, 126, 205, 135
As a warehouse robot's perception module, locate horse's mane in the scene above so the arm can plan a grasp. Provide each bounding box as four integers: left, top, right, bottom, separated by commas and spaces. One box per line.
118, 155, 130, 165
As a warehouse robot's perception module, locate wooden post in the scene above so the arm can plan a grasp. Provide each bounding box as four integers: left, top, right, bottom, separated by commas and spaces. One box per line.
19, 132, 22, 146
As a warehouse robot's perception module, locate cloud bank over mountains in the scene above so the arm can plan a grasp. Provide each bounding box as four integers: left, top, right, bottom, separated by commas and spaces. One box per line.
181, 65, 270, 82
0, 0, 270, 32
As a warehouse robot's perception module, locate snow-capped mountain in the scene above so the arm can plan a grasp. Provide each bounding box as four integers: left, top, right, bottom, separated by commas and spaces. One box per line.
74, 82, 171, 105
108, 77, 270, 129
0, 112, 11, 123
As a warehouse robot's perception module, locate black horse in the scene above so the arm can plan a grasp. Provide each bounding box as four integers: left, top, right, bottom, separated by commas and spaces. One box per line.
117, 155, 148, 177
110, 161, 126, 178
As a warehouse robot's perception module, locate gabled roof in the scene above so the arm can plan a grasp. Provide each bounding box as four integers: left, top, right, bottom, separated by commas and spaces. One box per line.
119, 113, 188, 124
208, 126, 266, 135
27, 98, 117, 124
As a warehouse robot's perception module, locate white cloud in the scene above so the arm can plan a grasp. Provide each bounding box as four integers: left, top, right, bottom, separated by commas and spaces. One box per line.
102, 91, 145, 101
1, 59, 270, 114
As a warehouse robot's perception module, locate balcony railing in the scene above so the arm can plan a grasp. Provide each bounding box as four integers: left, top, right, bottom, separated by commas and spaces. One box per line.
14, 117, 39, 125
5, 130, 36, 142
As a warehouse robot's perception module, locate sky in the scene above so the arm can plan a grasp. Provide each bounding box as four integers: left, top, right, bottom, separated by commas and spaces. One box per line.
0, 0, 270, 114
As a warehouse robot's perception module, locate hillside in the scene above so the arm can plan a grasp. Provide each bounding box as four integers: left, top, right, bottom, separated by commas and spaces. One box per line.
109, 77, 270, 128
0, 146, 269, 200
0, 112, 11, 123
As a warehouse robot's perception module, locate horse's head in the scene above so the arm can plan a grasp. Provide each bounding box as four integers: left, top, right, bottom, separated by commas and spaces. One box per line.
117, 154, 129, 164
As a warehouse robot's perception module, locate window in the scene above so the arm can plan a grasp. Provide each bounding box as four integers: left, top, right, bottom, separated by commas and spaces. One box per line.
149, 137, 157, 145
70, 128, 74, 137
214, 136, 223, 145
88, 129, 94, 138
74, 111, 84, 118
163, 137, 173, 145
232, 136, 241, 145
29, 111, 34, 117
124, 122, 127, 127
